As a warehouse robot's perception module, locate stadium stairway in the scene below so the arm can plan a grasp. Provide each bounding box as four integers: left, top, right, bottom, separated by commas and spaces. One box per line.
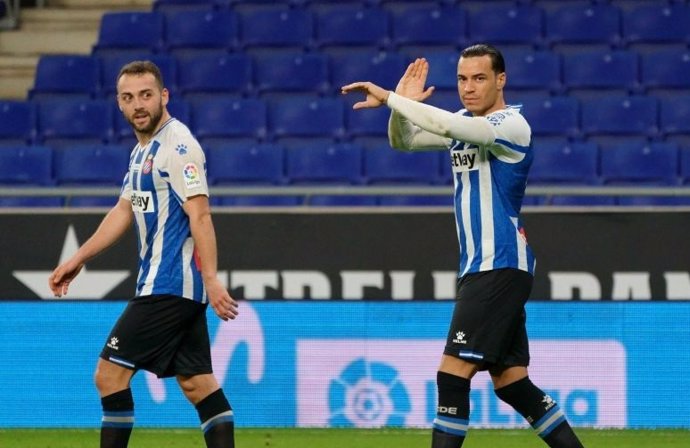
0, 0, 152, 99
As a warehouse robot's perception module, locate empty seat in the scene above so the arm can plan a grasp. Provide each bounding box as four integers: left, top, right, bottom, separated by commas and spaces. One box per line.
37, 99, 112, 146
206, 143, 285, 184
0, 100, 36, 145
308, 194, 377, 207
268, 97, 345, 140
469, 4, 543, 45
660, 95, 690, 136
623, 3, 690, 45
93, 12, 165, 54
640, 50, 690, 91
520, 96, 579, 138
562, 50, 638, 92
547, 195, 617, 206
391, 4, 466, 49
420, 50, 462, 92
345, 103, 391, 138
580, 95, 658, 137
54, 144, 129, 185
600, 142, 679, 185
286, 142, 363, 184
529, 141, 599, 184
191, 97, 267, 141
0, 145, 53, 185
545, 3, 621, 47
217, 195, 303, 207
68, 196, 120, 208
617, 196, 690, 207
424, 90, 461, 112
177, 52, 252, 97
165, 9, 238, 53
29, 55, 100, 99
365, 145, 440, 184
681, 147, 690, 184
503, 49, 561, 93
330, 51, 407, 95
99, 53, 178, 97
253, 52, 329, 95
378, 195, 453, 207
315, 5, 389, 49
239, 7, 313, 49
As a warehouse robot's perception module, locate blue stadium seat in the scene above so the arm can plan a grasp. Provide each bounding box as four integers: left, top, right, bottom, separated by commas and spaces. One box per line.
545, 3, 621, 47
424, 91, 461, 112
600, 142, 679, 185
617, 196, 690, 207
0, 101, 36, 145
345, 102, 390, 138
191, 97, 267, 141
681, 147, 690, 184
112, 98, 190, 145
285, 142, 363, 184
622, 3, 690, 45
390, 4, 466, 50
419, 50, 461, 92
268, 97, 345, 141
0, 145, 53, 185
330, 51, 407, 95
29, 55, 100, 99
68, 196, 120, 208
54, 144, 129, 185
93, 12, 165, 54
562, 50, 639, 92
206, 143, 285, 184
468, 4, 543, 45
308, 195, 377, 207
315, 5, 390, 49
364, 145, 440, 184
253, 52, 329, 95
177, 52, 252, 97
529, 141, 599, 184
378, 195, 453, 207
502, 50, 561, 93
520, 96, 579, 138
99, 53, 178, 97
659, 95, 690, 137
640, 50, 690, 91
217, 195, 304, 207
239, 7, 313, 50
547, 195, 617, 207
580, 95, 658, 137
153, 0, 216, 13
165, 9, 238, 53
37, 99, 112, 147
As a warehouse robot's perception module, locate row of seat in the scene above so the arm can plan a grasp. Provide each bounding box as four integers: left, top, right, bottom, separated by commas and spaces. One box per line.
28, 48, 690, 100
3, 94, 690, 147
2, 141, 689, 188
92, 3, 690, 56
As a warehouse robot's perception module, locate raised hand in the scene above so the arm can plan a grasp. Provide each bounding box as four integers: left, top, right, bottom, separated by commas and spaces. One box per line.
395, 58, 435, 102
340, 81, 390, 109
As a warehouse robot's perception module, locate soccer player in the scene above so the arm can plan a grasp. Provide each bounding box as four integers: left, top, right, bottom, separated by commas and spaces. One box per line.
342, 44, 585, 448
48, 61, 238, 448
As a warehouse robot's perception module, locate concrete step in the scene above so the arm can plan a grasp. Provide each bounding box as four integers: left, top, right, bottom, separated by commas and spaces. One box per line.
20, 7, 106, 31
0, 29, 96, 55
43, 0, 152, 9
0, 55, 39, 99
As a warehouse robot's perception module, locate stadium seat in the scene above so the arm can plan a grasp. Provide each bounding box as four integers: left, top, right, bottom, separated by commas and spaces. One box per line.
68, 196, 120, 208
424, 91, 461, 112
502, 50, 561, 93
681, 147, 690, 184
378, 195, 453, 207
99, 53, 178, 97
520, 96, 579, 138
307, 194, 377, 207
0, 100, 36, 145
0, 197, 64, 208
165, 9, 238, 53
0, 145, 53, 185
216, 195, 304, 207
640, 50, 690, 91
239, 7, 313, 50
547, 195, 617, 206
37, 99, 112, 147
419, 50, 462, 92
153, 0, 216, 14
29, 55, 99, 99
580, 95, 658, 137
268, 97, 345, 141
253, 52, 329, 95
364, 145, 440, 184
390, 4, 466, 50
54, 144, 129, 186
617, 196, 690, 207
93, 12, 165, 54
206, 143, 285, 184
600, 142, 679, 185
285, 142, 363, 184
622, 3, 690, 45
529, 141, 599, 184
345, 102, 391, 138
177, 52, 252, 97
562, 50, 639, 92
545, 3, 621, 47
329, 51, 407, 95
191, 97, 267, 141
468, 4, 543, 46
659, 95, 690, 137
315, 5, 390, 49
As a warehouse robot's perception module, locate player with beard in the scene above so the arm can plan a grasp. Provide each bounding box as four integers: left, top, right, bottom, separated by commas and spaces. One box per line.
48, 61, 238, 448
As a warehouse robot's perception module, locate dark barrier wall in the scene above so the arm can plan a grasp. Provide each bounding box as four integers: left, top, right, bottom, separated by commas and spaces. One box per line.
1, 210, 688, 301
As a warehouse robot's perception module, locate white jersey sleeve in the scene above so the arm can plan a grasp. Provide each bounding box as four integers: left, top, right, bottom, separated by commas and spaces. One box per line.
158, 132, 209, 202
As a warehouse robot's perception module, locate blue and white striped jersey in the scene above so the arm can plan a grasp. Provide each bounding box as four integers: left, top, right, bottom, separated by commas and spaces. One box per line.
449, 106, 536, 278
120, 118, 209, 302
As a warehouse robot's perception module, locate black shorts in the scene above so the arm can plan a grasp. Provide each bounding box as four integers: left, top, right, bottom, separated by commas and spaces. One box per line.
100, 294, 213, 378
443, 268, 533, 370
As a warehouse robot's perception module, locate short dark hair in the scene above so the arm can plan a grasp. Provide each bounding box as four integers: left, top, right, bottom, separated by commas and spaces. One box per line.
461, 44, 505, 74
117, 60, 164, 90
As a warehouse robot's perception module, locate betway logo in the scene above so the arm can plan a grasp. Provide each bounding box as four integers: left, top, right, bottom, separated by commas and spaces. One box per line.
550, 271, 690, 300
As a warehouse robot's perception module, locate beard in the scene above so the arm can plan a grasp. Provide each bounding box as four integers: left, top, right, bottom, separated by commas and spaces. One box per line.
128, 102, 164, 134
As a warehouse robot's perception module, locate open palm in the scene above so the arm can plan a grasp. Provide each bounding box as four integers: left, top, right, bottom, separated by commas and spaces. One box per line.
395, 58, 436, 102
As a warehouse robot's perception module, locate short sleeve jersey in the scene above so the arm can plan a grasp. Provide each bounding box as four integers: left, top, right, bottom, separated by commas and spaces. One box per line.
120, 118, 209, 302
448, 105, 536, 278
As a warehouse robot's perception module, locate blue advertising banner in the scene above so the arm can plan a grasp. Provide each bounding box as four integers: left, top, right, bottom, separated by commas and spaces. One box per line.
0, 301, 688, 428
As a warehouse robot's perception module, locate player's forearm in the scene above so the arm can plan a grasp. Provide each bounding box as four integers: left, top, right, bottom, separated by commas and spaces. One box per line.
388, 111, 450, 151
387, 92, 495, 146
75, 199, 132, 264
189, 212, 220, 282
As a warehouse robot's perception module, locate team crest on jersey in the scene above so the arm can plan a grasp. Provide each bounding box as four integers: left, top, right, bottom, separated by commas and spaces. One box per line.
142, 154, 153, 174
183, 162, 202, 189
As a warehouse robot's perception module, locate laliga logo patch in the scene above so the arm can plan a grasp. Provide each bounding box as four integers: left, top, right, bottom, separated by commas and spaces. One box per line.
183, 162, 202, 189
143, 154, 153, 174
328, 358, 411, 428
